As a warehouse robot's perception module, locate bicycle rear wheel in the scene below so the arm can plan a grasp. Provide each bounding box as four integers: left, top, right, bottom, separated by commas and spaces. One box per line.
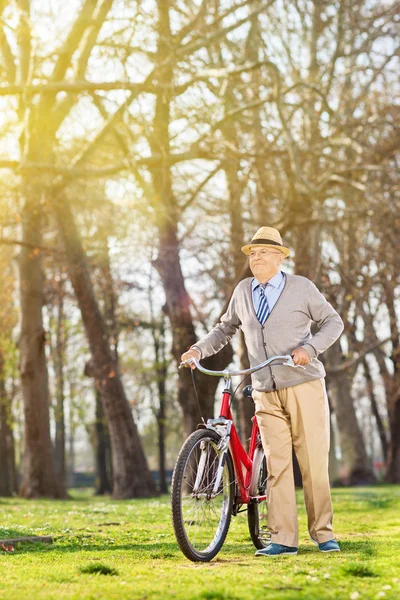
247, 447, 270, 549
171, 429, 235, 562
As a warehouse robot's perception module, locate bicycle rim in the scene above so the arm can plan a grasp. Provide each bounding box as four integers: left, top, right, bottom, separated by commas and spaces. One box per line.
171, 429, 234, 561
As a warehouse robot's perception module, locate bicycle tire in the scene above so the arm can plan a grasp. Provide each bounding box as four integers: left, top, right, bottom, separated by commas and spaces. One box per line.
247, 447, 270, 549
171, 428, 235, 562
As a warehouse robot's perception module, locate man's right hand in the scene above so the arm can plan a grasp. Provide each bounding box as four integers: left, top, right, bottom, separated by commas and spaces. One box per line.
180, 348, 201, 369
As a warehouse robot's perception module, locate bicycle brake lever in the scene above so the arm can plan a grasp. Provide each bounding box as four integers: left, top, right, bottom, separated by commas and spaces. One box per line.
178, 358, 194, 370
281, 356, 307, 370
286, 361, 307, 370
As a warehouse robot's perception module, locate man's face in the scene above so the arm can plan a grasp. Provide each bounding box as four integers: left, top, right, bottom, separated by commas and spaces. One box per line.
249, 247, 284, 281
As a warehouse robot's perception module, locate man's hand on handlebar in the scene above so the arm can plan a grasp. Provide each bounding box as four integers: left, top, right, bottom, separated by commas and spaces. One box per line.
291, 347, 311, 366
180, 348, 201, 369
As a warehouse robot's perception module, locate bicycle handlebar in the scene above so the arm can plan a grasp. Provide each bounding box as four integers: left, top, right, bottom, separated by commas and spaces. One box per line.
179, 354, 306, 378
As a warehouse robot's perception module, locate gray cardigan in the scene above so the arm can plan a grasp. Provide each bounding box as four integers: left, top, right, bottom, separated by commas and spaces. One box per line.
192, 273, 344, 392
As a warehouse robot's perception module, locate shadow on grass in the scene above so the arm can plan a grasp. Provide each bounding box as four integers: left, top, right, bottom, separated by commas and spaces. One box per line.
339, 539, 376, 556
14, 539, 181, 557
11, 535, 377, 563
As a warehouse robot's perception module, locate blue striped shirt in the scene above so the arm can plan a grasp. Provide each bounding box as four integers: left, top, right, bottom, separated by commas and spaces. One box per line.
252, 271, 285, 316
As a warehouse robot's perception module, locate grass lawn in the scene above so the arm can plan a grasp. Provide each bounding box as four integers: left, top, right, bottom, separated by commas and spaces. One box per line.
0, 486, 399, 600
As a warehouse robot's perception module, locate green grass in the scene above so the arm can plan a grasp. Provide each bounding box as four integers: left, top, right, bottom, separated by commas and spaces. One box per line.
0, 486, 399, 599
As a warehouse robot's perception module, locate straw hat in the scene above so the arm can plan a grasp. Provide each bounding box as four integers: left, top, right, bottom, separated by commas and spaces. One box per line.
241, 226, 290, 258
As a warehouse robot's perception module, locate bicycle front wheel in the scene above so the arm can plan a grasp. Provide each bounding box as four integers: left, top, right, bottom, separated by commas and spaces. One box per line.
171, 429, 235, 562
247, 446, 270, 549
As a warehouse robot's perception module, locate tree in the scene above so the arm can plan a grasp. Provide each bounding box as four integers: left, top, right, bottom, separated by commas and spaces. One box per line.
0, 248, 18, 496
0, 0, 157, 497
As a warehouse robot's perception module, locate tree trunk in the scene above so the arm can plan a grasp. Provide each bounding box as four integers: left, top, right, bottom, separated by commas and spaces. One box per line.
221, 77, 254, 444
154, 229, 233, 436
18, 186, 65, 499
0, 353, 17, 496
67, 381, 77, 488
156, 374, 168, 494
385, 392, 400, 482
53, 279, 67, 488
51, 194, 156, 498
290, 223, 322, 486
327, 343, 375, 484
362, 358, 388, 461
152, 312, 168, 494
95, 390, 112, 495
383, 283, 400, 482
150, 2, 233, 437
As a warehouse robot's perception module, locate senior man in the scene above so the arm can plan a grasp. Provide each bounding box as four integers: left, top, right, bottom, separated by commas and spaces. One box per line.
181, 226, 344, 557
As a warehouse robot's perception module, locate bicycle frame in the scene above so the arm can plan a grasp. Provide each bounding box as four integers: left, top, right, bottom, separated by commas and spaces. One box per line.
218, 385, 266, 505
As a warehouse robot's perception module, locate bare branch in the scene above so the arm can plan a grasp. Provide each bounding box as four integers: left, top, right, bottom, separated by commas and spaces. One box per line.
0, 236, 63, 256
15, 0, 31, 85
0, 3, 16, 84
177, 1, 275, 61
173, 0, 207, 44
50, 0, 99, 83
174, 59, 278, 96
76, 0, 114, 78
327, 337, 392, 374
179, 163, 222, 214
0, 80, 155, 96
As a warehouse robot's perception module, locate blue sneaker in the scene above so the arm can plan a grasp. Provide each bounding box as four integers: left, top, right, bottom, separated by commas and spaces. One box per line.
311, 537, 340, 552
255, 543, 298, 557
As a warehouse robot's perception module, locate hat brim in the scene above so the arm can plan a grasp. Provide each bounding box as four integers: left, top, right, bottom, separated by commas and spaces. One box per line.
241, 243, 290, 258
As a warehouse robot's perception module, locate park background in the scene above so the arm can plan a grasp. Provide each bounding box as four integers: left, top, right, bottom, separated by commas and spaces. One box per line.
0, 0, 399, 598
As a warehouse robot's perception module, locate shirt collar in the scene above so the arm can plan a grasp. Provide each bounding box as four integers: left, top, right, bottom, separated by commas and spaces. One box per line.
252, 271, 284, 291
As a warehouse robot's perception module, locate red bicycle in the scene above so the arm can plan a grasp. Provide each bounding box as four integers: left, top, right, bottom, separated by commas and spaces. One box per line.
171, 354, 303, 562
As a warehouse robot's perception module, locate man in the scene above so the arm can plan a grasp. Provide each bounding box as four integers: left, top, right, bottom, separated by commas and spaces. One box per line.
181, 226, 344, 557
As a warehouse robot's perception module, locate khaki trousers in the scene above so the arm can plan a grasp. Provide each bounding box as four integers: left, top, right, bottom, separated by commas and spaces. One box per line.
253, 378, 333, 548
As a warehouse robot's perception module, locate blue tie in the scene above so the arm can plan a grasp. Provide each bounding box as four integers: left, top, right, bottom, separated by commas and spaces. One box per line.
256, 284, 270, 324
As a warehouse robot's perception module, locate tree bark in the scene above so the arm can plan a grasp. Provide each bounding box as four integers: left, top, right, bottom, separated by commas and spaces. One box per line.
150, 1, 233, 437
14, 0, 65, 498
291, 222, 321, 486
67, 381, 77, 488
154, 227, 233, 436
385, 393, 400, 482
362, 358, 388, 462
383, 282, 400, 482
152, 311, 168, 494
326, 342, 375, 484
0, 353, 16, 496
51, 194, 156, 498
94, 390, 112, 495
18, 185, 65, 498
53, 279, 66, 488
221, 74, 254, 444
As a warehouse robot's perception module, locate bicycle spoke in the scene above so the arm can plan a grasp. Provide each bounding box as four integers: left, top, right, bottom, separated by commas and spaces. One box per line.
179, 437, 231, 553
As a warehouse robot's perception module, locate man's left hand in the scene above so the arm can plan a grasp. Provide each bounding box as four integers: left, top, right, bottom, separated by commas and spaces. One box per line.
291, 347, 311, 366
